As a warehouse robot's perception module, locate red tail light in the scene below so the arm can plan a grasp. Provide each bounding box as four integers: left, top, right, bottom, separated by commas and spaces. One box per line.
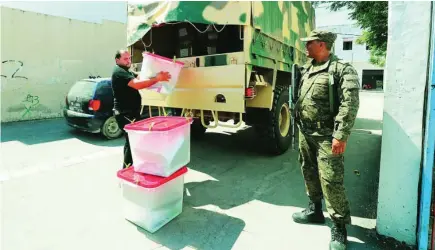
89, 100, 101, 111
245, 87, 256, 98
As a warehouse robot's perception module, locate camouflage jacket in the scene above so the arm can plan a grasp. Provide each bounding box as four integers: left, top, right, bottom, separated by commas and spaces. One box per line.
295, 54, 360, 141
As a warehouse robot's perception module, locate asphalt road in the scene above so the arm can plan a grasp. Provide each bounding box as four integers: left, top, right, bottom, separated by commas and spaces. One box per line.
0, 91, 414, 250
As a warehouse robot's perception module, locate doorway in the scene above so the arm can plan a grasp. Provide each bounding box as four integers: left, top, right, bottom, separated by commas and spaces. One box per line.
362, 69, 384, 89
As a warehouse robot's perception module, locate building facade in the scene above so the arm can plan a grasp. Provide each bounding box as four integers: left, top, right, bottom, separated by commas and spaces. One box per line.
315, 5, 385, 90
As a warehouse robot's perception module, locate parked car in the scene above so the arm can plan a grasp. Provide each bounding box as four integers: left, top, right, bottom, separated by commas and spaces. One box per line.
63, 78, 123, 139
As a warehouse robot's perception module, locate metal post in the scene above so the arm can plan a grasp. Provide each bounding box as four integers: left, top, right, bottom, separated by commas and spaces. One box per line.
418, 2, 435, 249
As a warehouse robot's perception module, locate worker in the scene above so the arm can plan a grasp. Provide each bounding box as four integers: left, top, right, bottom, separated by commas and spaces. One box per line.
292, 30, 360, 250
111, 49, 171, 169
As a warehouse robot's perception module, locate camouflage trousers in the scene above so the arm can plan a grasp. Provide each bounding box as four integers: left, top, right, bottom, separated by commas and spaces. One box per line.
298, 130, 351, 225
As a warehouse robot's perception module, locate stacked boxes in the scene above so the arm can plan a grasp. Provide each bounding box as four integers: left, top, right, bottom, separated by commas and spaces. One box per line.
117, 115, 192, 233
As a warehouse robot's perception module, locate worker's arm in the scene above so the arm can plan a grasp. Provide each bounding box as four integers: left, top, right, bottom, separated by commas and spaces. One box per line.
128, 71, 171, 90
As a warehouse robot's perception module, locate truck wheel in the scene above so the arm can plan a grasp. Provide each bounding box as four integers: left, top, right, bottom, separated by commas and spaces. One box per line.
256, 85, 292, 155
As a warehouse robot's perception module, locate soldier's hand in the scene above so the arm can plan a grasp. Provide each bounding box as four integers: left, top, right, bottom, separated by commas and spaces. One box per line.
332, 138, 346, 155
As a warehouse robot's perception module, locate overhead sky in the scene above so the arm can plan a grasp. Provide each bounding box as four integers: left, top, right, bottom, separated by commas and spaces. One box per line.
315, 4, 356, 28
0, 1, 128, 24
0, 1, 355, 28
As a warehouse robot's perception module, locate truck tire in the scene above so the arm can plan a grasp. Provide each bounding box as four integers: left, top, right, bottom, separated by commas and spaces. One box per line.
255, 85, 292, 155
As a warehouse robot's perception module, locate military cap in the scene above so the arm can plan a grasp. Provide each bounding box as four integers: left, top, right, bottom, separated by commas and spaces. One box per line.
300, 29, 337, 45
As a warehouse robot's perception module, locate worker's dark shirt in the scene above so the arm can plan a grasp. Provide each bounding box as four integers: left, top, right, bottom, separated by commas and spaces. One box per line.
111, 65, 141, 114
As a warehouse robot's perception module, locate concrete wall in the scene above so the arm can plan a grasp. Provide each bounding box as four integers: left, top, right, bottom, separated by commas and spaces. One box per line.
0, 6, 127, 122
376, 1, 432, 245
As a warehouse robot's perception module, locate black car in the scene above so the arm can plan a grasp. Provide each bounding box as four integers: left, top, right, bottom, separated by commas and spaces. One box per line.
63, 78, 123, 139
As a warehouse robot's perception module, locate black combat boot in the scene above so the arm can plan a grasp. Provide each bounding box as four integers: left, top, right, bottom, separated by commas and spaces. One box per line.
292, 200, 325, 224
329, 223, 347, 250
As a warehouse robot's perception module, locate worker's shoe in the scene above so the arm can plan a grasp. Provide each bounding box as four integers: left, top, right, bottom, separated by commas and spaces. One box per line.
329, 223, 347, 250
292, 200, 325, 224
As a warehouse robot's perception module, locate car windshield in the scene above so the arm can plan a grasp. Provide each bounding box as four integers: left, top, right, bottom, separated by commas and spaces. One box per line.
68, 80, 98, 99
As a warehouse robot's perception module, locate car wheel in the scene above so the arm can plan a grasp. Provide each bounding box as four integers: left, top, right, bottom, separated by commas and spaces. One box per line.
101, 116, 122, 139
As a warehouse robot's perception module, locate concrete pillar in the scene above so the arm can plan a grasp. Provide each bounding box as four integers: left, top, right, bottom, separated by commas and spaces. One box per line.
357, 68, 363, 88
376, 1, 432, 245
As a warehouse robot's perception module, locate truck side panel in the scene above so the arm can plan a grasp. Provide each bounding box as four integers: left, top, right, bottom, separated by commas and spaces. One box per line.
251, 1, 315, 65
138, 63, 245, 113
245, 26, 294, 72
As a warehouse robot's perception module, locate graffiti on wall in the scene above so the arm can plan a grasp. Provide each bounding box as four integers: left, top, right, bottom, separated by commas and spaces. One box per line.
1, 58, 105, 121
21, 94, 40, 118
1, 60, 28, 80
6, 93, 52, 120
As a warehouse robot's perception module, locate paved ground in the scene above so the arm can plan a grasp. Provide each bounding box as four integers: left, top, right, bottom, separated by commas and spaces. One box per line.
1, 91, 414, 250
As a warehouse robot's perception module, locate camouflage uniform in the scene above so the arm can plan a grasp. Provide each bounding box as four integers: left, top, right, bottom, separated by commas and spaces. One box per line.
294, 30, 360, 226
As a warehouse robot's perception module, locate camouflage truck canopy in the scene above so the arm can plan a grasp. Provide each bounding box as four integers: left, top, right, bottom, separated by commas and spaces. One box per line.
127, 1, 315, 53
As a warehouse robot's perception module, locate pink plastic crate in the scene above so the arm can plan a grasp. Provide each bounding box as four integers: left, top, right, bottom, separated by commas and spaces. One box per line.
124, 116, 192, 177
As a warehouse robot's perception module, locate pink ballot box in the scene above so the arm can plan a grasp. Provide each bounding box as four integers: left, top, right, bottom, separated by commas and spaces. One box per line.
139, 52, 184, 95
124, 116, 192, 177
117, 166, 188, 233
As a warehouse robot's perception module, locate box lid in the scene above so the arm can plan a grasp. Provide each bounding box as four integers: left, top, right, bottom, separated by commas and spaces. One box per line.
117, 166, 188, 188
143, 51, 185, 66
124, 116, 192, 132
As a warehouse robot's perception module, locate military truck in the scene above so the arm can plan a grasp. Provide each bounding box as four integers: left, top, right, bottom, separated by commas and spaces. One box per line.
127, 1, 315, 155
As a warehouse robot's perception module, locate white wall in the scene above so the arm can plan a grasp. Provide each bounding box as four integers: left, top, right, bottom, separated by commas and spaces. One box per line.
327, 25, 368, 63
376, 1, 431, 245
0, 6, 127, 122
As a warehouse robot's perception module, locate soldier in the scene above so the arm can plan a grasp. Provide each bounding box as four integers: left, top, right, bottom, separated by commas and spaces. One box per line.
292, 30, 360, 250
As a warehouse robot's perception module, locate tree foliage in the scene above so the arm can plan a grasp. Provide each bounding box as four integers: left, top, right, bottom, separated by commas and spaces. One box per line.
313, 1, 388, 67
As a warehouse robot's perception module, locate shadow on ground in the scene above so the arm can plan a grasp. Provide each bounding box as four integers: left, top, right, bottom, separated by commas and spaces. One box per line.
134, 114, 409, 249
1, 118, 124, 147
352, 118, 383, 131
185, 118, 382, 218
136, 205, 246, 250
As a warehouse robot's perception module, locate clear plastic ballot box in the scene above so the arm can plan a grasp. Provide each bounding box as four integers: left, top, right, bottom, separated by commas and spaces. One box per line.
138, 52, 184, 95
117, 166, 188, 233
124, 116, 192, 177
